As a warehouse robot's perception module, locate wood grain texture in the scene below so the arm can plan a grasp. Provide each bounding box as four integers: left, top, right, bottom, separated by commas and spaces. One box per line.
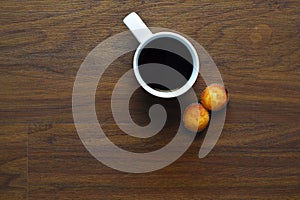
1, 0, 300, 199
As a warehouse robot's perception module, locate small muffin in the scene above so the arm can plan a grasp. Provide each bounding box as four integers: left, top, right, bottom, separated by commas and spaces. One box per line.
183, 103, 210, 132
201, 84, 228, 111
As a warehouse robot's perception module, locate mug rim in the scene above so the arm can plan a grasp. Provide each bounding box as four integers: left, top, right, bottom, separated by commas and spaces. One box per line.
133, 31, 199, 98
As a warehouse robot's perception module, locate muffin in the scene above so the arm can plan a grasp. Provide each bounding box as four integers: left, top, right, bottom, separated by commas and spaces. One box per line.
183, 103, 210, 132
201, 84, 228, 111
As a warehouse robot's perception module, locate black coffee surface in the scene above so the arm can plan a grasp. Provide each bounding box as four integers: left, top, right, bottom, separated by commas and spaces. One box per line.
138, 37, 193, 91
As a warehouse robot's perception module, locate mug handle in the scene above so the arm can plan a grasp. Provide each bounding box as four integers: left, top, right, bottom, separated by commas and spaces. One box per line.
123, 12, 153, 43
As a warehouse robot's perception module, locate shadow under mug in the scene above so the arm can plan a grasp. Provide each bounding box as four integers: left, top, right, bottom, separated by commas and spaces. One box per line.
123, 12, 199, 98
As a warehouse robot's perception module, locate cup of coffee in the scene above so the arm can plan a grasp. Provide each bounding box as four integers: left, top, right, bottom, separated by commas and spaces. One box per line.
123, 12, 199, 98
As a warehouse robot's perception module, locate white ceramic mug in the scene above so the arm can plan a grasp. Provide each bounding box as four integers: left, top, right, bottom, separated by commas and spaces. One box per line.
123, 12, 199, 98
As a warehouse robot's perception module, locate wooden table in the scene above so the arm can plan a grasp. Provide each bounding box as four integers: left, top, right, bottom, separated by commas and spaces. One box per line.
1, 0, 299, 199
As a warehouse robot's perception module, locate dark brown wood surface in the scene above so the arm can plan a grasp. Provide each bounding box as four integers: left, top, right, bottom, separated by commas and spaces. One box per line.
1, 0, 300, 199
